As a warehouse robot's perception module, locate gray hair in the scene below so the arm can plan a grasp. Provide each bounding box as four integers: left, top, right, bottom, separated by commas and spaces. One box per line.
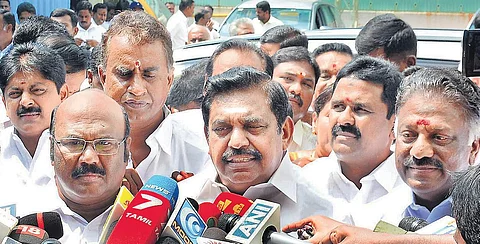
397, 67, 480, 139
229, 18, 254, 36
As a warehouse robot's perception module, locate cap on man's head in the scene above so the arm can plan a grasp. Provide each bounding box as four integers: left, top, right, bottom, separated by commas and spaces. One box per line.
129, 1, 143, 10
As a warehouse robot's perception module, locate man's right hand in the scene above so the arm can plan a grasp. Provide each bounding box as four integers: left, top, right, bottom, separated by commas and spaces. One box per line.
74, 38, 84, 46
282, 215, 344, 243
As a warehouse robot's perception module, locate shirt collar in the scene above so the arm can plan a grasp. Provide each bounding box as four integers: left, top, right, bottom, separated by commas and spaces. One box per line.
406, 194, 453, 222
292, 120, 308, 148
201, 153, 297, 203
331, 152, 398, 193
148, 106, 172, 154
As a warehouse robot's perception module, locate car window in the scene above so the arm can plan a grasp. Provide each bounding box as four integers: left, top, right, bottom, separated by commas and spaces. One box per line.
219, 8, 311, 36
318, 5, 336, 27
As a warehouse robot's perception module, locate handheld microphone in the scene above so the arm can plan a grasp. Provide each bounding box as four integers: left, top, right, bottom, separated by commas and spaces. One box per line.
107, 175, 179, 244
8, 225, 49, 244
198, 202, 221, 227
197, 227, 234, 244
0, 210, 18, 240
213, 193, 253, 216
1, 237, 21, 244
161, 198, 207, 244
398, 216, 428, 232
99, 186, 133, 243
225, 199, 304, 244
156, 236, 181, 244
41, 238, 61, 244
218, 214, 241, 233
18, 212, 63, 239
414, 216, 457, 235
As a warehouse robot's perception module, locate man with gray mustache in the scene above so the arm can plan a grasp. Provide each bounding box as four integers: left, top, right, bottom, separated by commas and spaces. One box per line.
301, 56, 411, 229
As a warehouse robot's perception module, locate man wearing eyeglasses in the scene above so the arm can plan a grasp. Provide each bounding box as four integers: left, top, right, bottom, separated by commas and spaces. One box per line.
45, 88, 130, 243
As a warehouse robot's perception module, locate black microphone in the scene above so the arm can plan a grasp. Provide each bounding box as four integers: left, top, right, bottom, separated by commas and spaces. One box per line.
398, 216, 429, 232
41, 238, 61, 244
202, 227, 228, 241
18, 212, 63, 239
156, 236, 180, 244
218, 214, 241, 233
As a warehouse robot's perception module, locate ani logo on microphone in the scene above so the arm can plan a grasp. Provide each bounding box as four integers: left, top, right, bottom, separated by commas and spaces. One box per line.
173, 199, 206, 244
232, 203, 272, 239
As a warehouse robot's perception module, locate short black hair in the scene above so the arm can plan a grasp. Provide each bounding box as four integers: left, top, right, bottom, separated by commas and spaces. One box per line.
179, 0, 194, 11
312, 42, 353, 58
314, 84, 334, 113
0, 9, 15, 32
452, 165, 480, 244
93, 3, 107, 13
76, 0, 92, 13
167, 59, 208, 110
256, 1, 270, 13
13, 15, 70, 45
334, 56, 402, 119
397, 67, 480, 133
50, 8, 78, 29
272, 46, 320, 84
204, 5, 213, 13
356, 14, 417, 58
16, 2, 36, 16
203, 66, 289, 134
194, 10, 209, 23
0, 42, 66, 95
0, 0, 9, 5
206, 38, 273, 78
36, 33, 88, 74
260, 25, 308, 49
116, 0, 129, 11
88, 45, 103, 80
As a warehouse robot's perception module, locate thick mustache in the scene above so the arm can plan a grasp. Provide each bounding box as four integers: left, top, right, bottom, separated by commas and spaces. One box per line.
221, 148, 262, 163
331, 124, 362, 139
288, 93, 303, 107
17, 106, 41, 116
403, 157, 443, 169
71, 163, 106, 179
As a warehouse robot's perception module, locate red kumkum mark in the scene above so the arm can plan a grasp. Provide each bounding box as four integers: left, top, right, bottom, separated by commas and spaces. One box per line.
345, 97, 351, 103
416, 119, 430, 126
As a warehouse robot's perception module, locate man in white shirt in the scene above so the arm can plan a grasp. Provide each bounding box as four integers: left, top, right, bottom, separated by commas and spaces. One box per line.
272, 47, 318, 152
302, 56, 409, 229
92, 3, 108, 30
179, 67, 332, 226
99, 11, 209, 192
0, 9, 14, 60
285, 66, 480, 244
0, 43, 66, 202
191, 9, 219, 39
74, 1, 105, 48
252, 1, 283, 35
166, 0, 195, 49
45, 88, 130, 243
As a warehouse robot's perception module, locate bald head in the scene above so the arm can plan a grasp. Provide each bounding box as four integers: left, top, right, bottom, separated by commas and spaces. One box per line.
188, 25, 210, 44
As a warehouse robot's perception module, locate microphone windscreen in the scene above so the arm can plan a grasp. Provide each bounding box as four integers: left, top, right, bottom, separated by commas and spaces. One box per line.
9, 225, 49, 244
18, 212, 63, 239
398, 216, 429, 232
218, 214, 240, 233
156, 236, 180, 244
41, 238, 61, 244
213, 192, 252, 216
201, 227, 227, 241
198, 202, 221, 227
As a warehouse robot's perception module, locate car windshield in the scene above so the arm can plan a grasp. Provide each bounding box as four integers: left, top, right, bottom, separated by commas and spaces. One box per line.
219, 8, 311, 36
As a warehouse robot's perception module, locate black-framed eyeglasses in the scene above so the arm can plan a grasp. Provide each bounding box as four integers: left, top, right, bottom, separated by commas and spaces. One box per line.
51, 137, 126, 155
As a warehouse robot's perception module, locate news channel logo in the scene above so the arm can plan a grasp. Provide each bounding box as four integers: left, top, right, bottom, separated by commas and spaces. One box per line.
173, 199, 206, 244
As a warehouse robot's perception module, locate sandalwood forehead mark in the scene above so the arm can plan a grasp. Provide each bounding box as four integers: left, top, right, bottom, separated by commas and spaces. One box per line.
135, 60, 142, 70
416, 119, 430, 126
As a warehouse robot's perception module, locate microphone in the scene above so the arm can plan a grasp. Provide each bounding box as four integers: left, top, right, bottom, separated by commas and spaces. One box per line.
1, 237, 21, 244
398, 216, 428, 232
218, 214, 241, 233
197, 227, 234, 244
414, 216, 457, 235
0, 210, 18, 240
225, 199, 304, 244
8, 225, 49, 244
213, 192, 253, 216
161, 198, 207, 244
41, 238, 61, 244
107, 175, 179, 244
155, 236, 180, 244
198, 202, 221, 227
99, 186, 134, 243
18, 212, 63, 239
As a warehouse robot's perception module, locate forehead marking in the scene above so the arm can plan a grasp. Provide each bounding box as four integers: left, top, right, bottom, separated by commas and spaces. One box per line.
416, 119, 430, 126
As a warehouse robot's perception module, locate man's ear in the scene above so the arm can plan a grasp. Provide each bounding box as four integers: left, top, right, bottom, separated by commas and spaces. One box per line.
281, 116, 294, 151
406, 55, 416, 67
167, 68, 175, 89
60, 84, 69, 101
99, 65, 107, 90
311, 112, 318, 135
388, 115, 396, 141
73, 26, 79, 36
469, 138, 480, 165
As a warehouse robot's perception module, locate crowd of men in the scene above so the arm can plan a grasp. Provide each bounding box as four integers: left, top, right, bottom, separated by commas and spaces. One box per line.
0, 0, 479, 244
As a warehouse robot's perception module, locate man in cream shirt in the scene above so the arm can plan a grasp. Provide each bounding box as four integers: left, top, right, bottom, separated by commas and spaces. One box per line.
252, 1, 283, 35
